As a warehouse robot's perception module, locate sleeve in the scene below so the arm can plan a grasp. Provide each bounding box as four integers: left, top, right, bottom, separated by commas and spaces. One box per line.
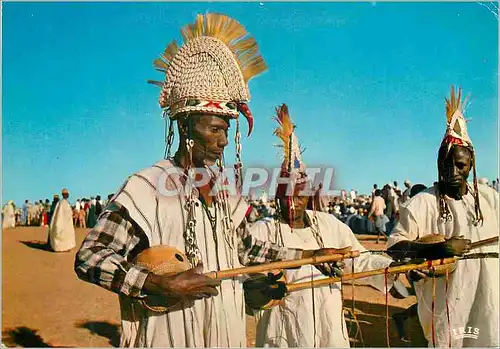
337, 222, 396, 293
74, 204, 151, 297
387, 205, 420, 248
237, 218, 302, 265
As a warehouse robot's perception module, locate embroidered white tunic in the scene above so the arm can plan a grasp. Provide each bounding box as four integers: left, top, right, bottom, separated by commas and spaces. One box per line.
248, 211, 396, 347
388, 184, 499, 347
112, 160, 249, 347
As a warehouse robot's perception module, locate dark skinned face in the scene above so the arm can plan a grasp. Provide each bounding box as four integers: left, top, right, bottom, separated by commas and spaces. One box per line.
439, 145, 472, 197
278, 183, 310, 225
181, 114, 230, 167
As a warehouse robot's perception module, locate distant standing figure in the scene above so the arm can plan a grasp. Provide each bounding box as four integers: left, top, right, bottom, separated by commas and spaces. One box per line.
86, 199, 97, 228
95, 195, 103, 217
78, 202, 87, 228
22, 200, 29, 225
48, 188, 76, 252
2, 201, 16, 229
48, 195, 59, 226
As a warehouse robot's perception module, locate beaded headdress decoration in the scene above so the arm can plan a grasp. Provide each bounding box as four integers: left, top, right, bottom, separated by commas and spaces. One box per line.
438, 86, 483, 225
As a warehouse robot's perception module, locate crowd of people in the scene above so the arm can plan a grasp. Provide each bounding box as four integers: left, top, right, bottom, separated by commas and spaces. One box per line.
247, 177, 499, 243
1, 194, 114, 230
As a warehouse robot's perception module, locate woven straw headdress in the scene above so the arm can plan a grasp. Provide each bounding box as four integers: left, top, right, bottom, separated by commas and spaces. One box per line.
149, 13, 267, 137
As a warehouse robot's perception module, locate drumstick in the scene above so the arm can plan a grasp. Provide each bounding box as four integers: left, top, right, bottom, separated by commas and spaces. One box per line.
205, 250, 361, 279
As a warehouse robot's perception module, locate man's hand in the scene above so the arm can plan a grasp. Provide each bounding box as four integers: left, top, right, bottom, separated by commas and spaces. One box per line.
144, 263, 221, 302
442, 235, 471, 257
407, 269, 430, 282
243, 272, 287, 310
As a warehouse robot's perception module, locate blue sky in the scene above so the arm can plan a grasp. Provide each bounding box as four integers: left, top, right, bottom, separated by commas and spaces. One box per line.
2, 2, 498, 205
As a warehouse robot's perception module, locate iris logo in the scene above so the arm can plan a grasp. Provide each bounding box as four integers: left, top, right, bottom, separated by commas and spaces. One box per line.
452, 327, 480, 340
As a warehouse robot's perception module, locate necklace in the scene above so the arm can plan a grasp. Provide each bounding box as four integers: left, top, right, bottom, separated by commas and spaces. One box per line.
305, 213, 325, 248
200, 196, 221, 269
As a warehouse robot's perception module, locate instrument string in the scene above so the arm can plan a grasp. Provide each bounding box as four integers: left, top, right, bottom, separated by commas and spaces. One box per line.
431, 266, 437, 348
445, 268, 451, 348
384, 267, 390, 348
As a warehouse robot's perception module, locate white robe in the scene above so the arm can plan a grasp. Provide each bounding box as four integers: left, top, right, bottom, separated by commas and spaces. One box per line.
249, 211, 397, 347
388, 184, 499, 347
49, 199, 76, 252
112, 159, 249, 347
2, 203, 16, 229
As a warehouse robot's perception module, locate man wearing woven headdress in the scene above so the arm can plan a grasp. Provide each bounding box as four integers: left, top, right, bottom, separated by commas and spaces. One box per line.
48, 188, 76, 252
387, 87, 499, 347
75, 14, 341, 348
245, 105, 404, 347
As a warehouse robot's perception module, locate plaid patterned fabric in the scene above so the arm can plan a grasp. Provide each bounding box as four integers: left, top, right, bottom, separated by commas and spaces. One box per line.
75, 203, 301, 297
74, 204, 150, 297
237, 220, 302, 265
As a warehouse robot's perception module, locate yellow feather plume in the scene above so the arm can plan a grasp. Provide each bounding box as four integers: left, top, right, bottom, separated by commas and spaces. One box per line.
445, 86, 471, 135
274, 104, 295, 166
445, 86, 463, 123
151, 13, 267, 83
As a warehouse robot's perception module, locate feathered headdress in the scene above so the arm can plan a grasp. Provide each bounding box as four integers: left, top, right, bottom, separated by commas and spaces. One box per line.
438, 86, 483, 226
274, 104, 306, 174
441, 86, 473, 153
148, 13, 267, 136
274, 104, 307, 199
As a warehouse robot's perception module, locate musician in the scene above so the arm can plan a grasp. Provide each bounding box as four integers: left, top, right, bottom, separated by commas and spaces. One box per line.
245, 105, 403, 347
387, 87, 499, 347
74, 14, 340, 347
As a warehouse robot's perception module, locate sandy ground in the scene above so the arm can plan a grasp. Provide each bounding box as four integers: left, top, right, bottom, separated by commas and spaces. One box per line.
2, 226, 427, 347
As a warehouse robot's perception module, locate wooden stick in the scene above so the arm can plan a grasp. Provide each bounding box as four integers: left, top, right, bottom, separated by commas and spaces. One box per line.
205, 250, 361, 279
204, 236, 497, 281
470, 236, 498, 249
287, 257, 457, 293
286, 236, 498, 292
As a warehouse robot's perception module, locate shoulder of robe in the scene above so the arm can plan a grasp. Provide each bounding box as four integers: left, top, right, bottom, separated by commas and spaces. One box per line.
245, 217, 276, 240
476, 183, 499, 209
251, 217, 275, 230
118, 159, 179, 196
308, 210, 346, 228
400, 186, 437, 217
134, 160, 177, 185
